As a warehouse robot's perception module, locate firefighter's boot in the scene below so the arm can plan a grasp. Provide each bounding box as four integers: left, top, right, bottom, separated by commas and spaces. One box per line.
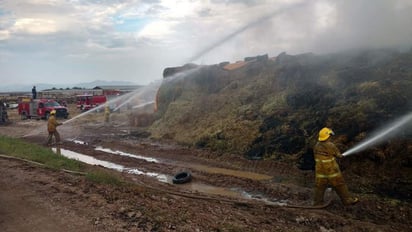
313, 185, 327, 206
335, 184, 359, 205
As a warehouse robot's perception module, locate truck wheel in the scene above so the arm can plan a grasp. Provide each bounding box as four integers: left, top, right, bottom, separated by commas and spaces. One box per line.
21, 112, 27, 120
45, 112, 50, 120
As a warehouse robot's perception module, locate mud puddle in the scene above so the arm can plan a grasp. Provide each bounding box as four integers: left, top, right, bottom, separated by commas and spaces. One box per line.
69, 139, 272, 181
52, 146, 285, 205
52, 147, 167, 182
94, 146, 159, 163
188, 164, 272, 181
92, 143, 272, 181
182, 182, 288, 205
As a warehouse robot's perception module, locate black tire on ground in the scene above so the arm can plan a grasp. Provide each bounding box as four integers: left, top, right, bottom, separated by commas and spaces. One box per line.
172, 171, 192, 184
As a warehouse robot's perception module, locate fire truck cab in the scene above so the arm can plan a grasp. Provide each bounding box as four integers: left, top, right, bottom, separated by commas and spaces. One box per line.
18, 98, 69, 120
76, 94, 107, 111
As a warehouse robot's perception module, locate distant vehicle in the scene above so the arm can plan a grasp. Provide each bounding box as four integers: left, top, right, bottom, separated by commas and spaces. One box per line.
0, 101, 8, 124
76, 94, 107, 111
7, 102, 19, 109
18, 98, 69, 120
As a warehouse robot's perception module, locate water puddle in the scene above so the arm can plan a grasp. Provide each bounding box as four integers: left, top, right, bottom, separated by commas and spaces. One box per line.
52, 147, 285, 205
52, 147, 167, 182
241, 191, 288, 206
92, 145, 272, 181
184, 182, 287, 205
95, 146, 159, 163
189, 164, 272, 181
184, 182, 243, 198
69, 139, 89, 145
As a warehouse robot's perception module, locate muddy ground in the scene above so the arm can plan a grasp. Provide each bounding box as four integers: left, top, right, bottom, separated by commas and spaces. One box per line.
0, 107, 410, 231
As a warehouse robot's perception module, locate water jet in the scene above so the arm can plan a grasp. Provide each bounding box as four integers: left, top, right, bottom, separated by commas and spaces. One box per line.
342, 112, 412, 156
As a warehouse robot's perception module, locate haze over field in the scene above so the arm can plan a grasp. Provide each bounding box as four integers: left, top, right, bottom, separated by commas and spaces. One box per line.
0, 0, 411, 87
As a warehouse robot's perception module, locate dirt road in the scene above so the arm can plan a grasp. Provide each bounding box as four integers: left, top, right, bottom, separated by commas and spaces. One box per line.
0, 108, 410, 231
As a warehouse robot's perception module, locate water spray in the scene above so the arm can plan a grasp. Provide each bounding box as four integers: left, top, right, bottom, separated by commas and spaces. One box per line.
132, 101, 155, 109
112, 80, 161, 112
342, 111, 412, 156
111, 92, 138, 112
21, 80, 163, 138
62, 81, 159, 125
187, 1, 308, 63
62, 102, 108, 125
106, 91, 138, 113
21, 126, 45, 138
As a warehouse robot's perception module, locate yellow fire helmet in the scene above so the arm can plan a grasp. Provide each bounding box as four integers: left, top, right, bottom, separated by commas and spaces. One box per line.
318, 127, 335, 141
50, 110, 56, 115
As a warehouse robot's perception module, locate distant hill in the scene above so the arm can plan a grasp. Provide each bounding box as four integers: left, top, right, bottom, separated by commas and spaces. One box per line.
0, 80, 137, 92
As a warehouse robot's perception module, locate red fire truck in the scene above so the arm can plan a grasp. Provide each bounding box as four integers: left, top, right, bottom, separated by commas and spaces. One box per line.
18, 98, 69, 120
76, 94, 107, 111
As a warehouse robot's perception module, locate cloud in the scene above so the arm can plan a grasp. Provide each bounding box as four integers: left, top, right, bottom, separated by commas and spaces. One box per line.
0, 0, 411, 87
0, 30, 10, 40
135, 20, 177, 41
12, 18, 58, 34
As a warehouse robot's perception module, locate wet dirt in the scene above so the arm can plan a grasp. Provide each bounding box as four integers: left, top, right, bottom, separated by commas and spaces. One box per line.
0, 108, 410, 231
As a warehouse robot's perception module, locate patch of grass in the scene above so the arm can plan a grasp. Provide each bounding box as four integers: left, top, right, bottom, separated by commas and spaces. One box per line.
0, 135, 124, 186
0, 135, 84, 171
260, 92, 287, 115
85, 169, 124, 186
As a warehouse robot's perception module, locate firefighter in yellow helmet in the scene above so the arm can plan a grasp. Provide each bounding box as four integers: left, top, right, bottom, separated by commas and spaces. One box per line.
313, 127, 359, 206
47, 110, 62, 145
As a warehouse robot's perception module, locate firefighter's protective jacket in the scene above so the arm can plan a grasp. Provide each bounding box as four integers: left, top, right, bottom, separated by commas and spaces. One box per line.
47, 115, 59, 133
313, 141, 343, 179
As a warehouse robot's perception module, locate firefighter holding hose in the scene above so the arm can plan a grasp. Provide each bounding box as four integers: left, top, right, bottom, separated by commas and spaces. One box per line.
46, 110, 62, 145
313, 127, 359, 206
104, 104, 110, 123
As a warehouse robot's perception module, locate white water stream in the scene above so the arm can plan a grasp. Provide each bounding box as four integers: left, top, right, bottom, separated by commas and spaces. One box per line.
342, 111, 412, 156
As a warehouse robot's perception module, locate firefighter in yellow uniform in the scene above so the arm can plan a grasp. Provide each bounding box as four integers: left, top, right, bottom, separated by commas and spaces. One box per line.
313, 127, 359, 206
104, 104, 110, 123
47, 110, 62, 145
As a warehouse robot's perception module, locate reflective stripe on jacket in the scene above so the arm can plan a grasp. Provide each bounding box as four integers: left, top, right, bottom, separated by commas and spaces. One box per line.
314, 141, 342, 178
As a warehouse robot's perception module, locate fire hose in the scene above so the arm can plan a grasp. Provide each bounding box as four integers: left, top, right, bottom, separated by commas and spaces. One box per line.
0, 154, 331, 209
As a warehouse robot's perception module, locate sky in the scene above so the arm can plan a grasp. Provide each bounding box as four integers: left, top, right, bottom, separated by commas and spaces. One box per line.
0, 0, 411, 87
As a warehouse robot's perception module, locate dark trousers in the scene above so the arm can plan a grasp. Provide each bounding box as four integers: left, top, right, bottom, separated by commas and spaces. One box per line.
47, 131, 61, 145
